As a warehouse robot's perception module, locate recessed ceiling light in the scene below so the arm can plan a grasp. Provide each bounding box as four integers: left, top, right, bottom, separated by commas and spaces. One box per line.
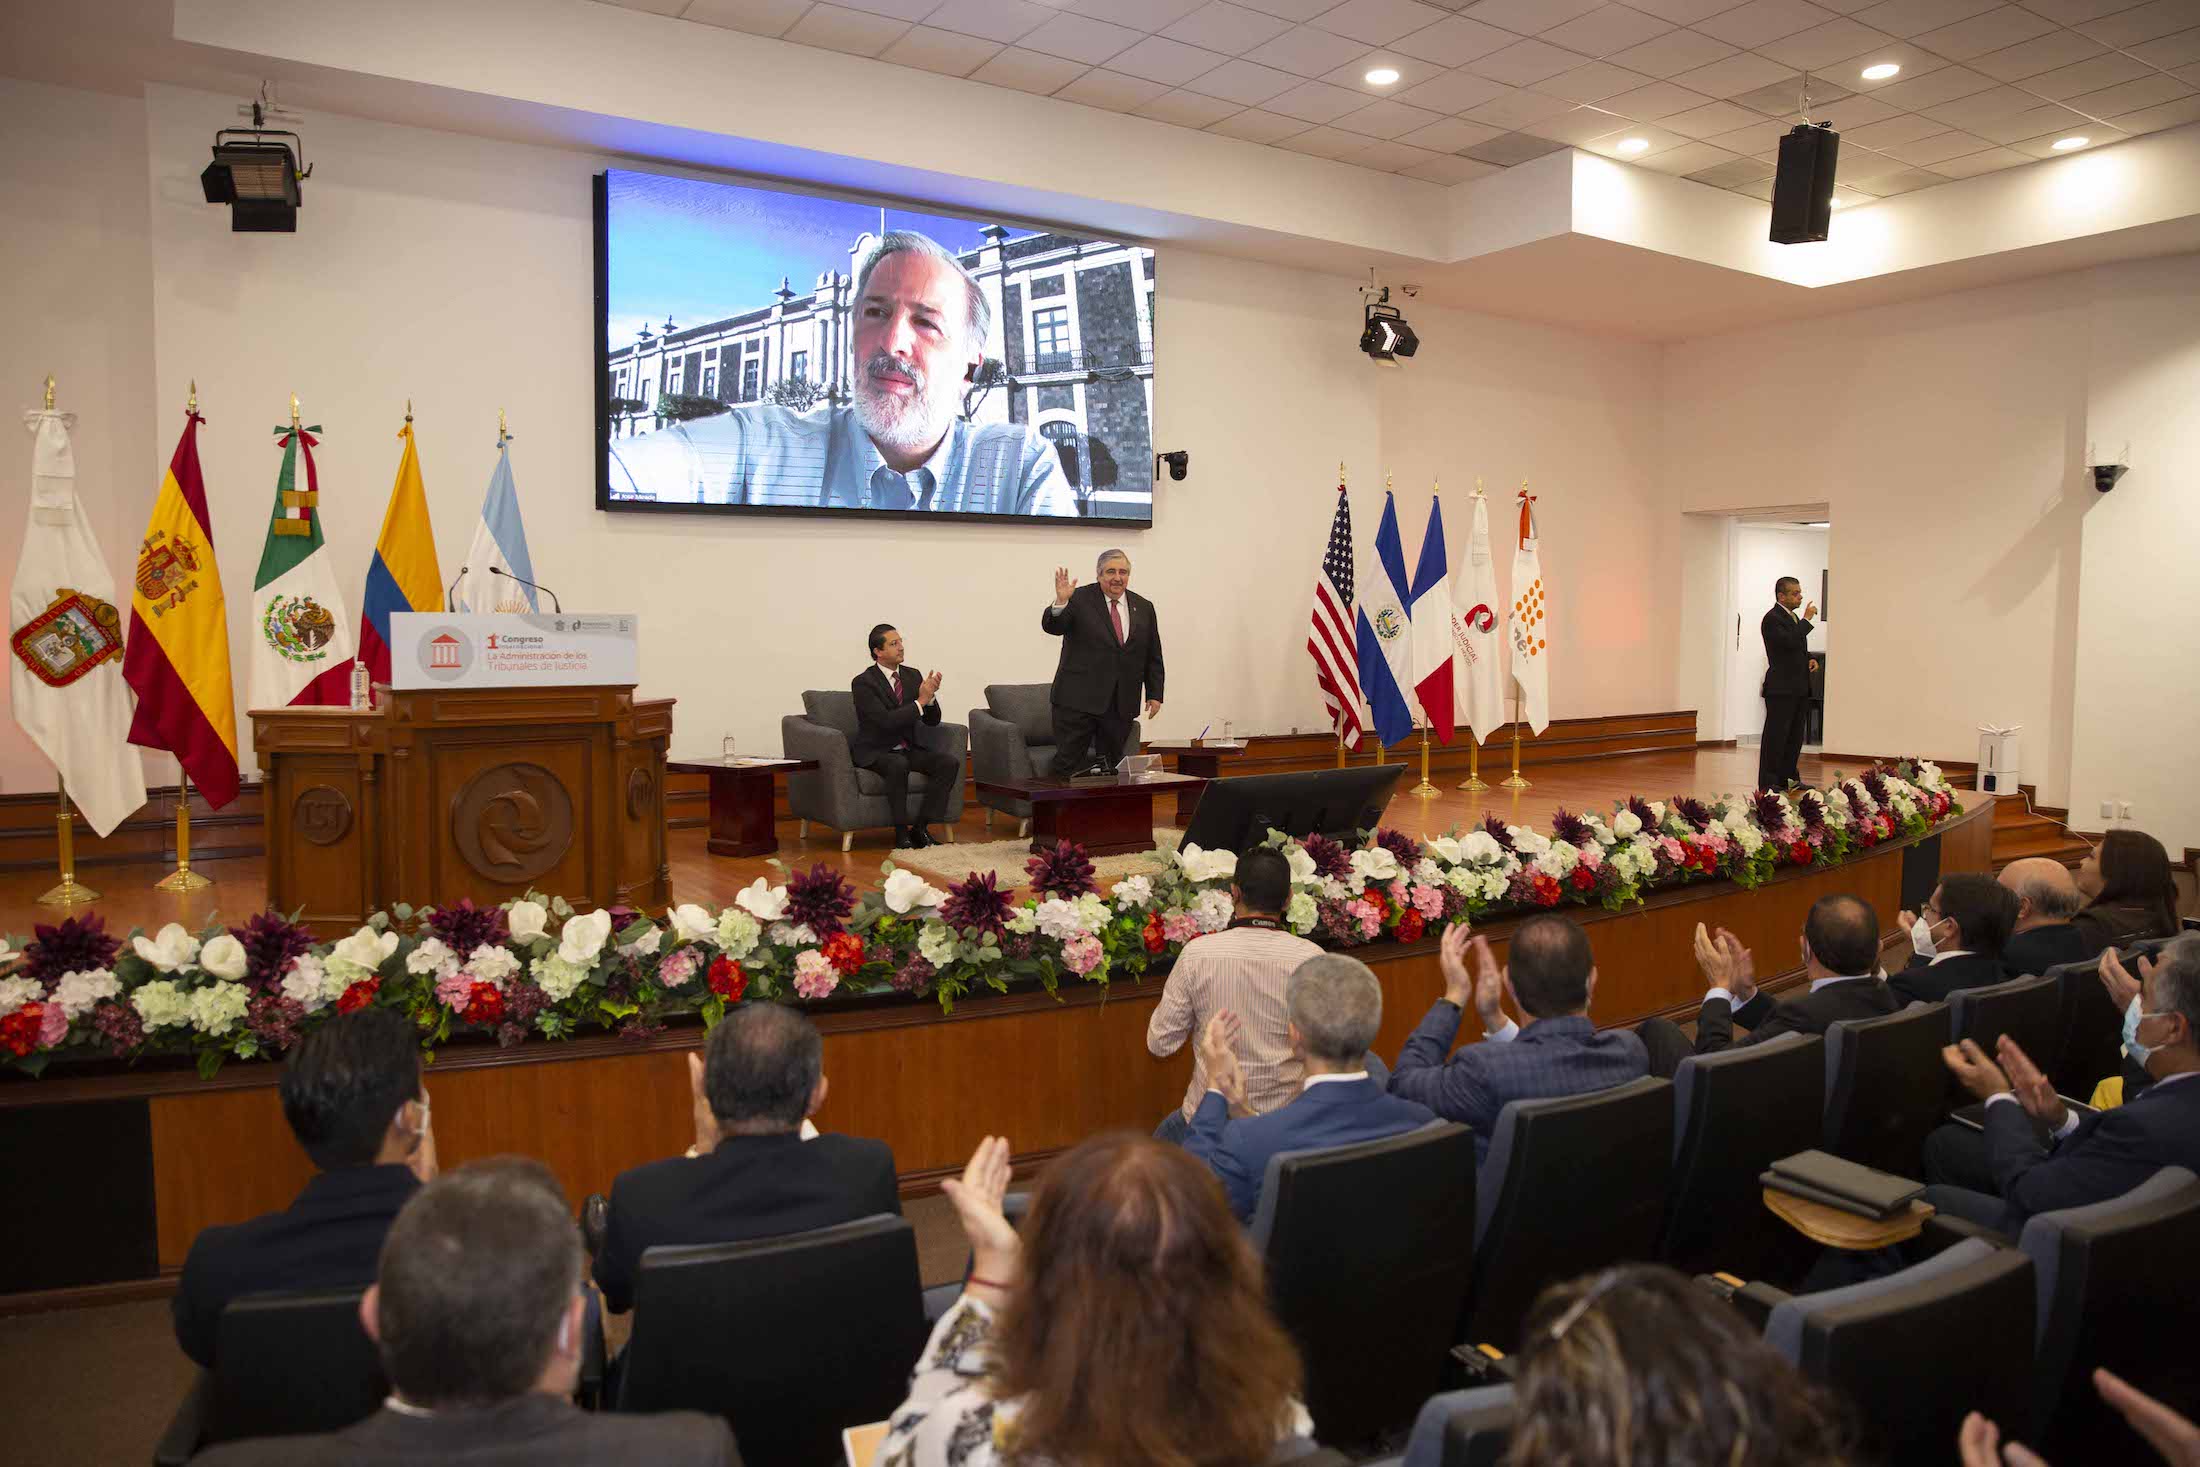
1616, 136, 1650, 155
1860, 62, 1900, 80
1364, 66, 1400, 86
1828, 195, 1846, 207
2052, 135, 2089, 150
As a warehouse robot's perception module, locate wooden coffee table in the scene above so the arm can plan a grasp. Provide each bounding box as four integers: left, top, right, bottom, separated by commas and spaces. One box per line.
976, 773, 1208, 856
1147, 741, 1250, 826
667, 756, 819, 857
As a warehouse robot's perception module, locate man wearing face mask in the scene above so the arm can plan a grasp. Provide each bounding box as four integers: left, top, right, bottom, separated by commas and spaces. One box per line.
1890, 873, 2016, 1004
606, 231, 1076, 516
1757, 576, 1820, 793
1922, 933, 2200, 1231
173, 1008, 437, 1368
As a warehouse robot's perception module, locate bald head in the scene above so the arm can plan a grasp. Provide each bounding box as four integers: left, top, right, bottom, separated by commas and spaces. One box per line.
2000, 858, 2082, 930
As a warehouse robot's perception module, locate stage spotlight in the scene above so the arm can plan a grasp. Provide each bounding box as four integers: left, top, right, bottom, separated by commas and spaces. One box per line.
201, 101, 310, 233
1769, 121, 1839, 245
1360, 303, 1418, 361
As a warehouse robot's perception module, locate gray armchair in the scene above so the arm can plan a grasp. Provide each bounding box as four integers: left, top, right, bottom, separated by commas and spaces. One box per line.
968, 683, 1139, 836
781, 690, 967, 852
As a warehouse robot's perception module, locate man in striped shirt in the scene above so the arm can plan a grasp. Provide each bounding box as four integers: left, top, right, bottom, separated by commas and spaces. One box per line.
1146, 847, 1324, 1143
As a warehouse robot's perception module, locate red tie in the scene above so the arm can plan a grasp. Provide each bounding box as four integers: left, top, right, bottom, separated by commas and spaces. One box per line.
891, 668, 904, 704
1110, 598, 1125, 645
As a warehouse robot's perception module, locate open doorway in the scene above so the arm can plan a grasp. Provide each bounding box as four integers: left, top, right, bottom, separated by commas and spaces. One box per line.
1719, 508, 1830, 761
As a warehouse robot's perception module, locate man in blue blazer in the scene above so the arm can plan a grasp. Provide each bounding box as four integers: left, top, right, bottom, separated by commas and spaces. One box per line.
1183, 953, 1434, 1222
1389, 916, 1648, 1167
1930, 933, 2200, 1232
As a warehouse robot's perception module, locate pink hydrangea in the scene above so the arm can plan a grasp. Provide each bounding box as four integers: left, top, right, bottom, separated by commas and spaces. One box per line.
657, 947, 701, 990
434, 971, 474, 1010
1061, 932, 1104, 976
793, 949, 840, 1000
1388, 879, 1410, 908
1410, 884, 1445, 919
39, 1001, 67, 1047
1348, 898, 1383, 939
1702, 828, 1733, 855
1577, 842, 1604, 870
1658, 836, 1686, 864
1161, 911, 1201, 945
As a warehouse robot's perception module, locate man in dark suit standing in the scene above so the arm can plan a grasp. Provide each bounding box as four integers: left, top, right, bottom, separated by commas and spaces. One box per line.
593, 1002, 899, 1316
1042, 549, 1163, 776
172, 1008, 433, 1369
195, 1161, 735, 1466
1891, 872, 2016, 1004
1758, 576, 1819, 791
851, 623, 958, 848
1637, 894, 1902, 1078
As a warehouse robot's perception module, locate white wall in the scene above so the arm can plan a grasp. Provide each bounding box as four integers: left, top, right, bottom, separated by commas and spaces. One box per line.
1726, 524, 1827, 742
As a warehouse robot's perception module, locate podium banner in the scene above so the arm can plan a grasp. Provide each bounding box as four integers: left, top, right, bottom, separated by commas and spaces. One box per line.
388, 612, 640, 689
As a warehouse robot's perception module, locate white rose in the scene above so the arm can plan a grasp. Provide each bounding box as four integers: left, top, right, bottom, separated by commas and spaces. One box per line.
281, 954, 335, 1013
620, 925, 663, 958
327, 927, 400, 983
1112, 874, 1154, 911
1285, 891, 1319, 935
1349, 847, 1400, 885
883, 869, 946, 915
917, 921, 958, 967
667, 904, 717, 944
1509, 827, 1551, 857
405, 936, 459, 978
132, 923, 202, 973
1425, 836, 1464, 865
715, 909, 761, 961
558, 909, 613, 965
1286, 845, 1318, 884
734, 878, 790, 922
131, 979, 192, 1030
467, 945, 520, 986
506, 900, 549, 944
188, 982, 251, 1037
52, 967, 120, 1020
1612, 810, 1642, 839
198, 933, 249, 981
0, 974, 42, 1015
531, 952, 588, 1002
1461, 830, 1503, 864
1175, 844, 1237, 883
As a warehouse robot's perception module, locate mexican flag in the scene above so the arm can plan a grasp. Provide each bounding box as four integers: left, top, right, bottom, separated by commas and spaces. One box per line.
250, 421, 355, 710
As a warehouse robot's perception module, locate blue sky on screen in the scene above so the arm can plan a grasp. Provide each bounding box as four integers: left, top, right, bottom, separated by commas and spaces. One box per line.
605, 169, 1039, 344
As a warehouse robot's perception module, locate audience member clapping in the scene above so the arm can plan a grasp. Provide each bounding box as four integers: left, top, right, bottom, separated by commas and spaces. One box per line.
1961, 1369, 2200, 1467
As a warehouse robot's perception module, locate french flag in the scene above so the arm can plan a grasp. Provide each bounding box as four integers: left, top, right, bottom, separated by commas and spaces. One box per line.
1408, 493, 1455, 742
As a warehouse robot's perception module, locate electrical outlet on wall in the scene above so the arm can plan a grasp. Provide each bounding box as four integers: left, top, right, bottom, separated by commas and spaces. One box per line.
2117, 801, 2133, 820
2100, 800, 2116, 820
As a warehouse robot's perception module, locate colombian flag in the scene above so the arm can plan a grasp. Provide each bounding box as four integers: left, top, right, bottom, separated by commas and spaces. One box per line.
124, 410, 241, 808
358, 419, 443, 686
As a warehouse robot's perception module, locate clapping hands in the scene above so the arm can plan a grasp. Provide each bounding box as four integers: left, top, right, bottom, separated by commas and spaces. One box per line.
1198, 1012, 1252, 1117
943, 1135, 1019, 1297
2099, 947, 2148, 1014
916, 668, 943, 706
1693, 923, 1755, 1003
1439, 925, 1508, 1032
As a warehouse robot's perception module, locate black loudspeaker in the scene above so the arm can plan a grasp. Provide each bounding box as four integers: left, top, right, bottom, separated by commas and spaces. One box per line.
1770, 123, 1839, 244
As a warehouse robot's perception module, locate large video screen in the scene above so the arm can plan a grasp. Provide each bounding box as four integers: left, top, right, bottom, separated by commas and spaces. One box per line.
594, 168, 1156, 523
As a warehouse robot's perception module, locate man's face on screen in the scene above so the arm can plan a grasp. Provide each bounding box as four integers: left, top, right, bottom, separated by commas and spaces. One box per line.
852, 251, 978, 467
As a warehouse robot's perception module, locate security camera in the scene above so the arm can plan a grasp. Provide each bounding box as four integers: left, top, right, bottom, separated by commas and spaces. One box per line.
1156, 450, 1189, 481
2087, 440, 2130, 493
2090, 461, 2129, 493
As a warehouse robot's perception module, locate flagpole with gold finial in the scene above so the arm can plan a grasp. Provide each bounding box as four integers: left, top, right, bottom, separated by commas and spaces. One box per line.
1501, 480, 1533, 790
1411, 476, 1441, 797
1335, 462, 1349, 769
1459, 477, 1490, 792
44, 374, 56, 412
151, 382, 214, 892
1373, 470, 1396, 768
498, 407, 510, 448
33, 376, 101, 907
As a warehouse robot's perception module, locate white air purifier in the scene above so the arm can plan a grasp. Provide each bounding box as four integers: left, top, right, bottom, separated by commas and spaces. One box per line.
1977, 725, 2022, 794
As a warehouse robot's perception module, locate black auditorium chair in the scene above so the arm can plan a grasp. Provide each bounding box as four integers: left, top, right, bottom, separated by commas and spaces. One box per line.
2050, 957, 2126, 1098
1249, 1122, 1476, 1447
1751, 1238, 2036, 1465
614, 1214, 928, 1467
1660, 1033, 1825, 1282
1391, 1384, 1517, 1467
153, 1287, 386, 1466
1948, 972, 2064, 1081
1461, 1077, 1672, 1352
1820, 1002, 1948, 1176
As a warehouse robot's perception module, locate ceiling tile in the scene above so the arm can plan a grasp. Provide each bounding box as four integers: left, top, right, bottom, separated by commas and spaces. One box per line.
1969, 100, 2090, 142
2077, 0, 2200, 48
1108, 33, 1233, 79
1635, 139, 1740, 172
1322, 52, 1454, 92
2107, 91, 2200, 131
1760, 17, 1897, 68
1809, 92, 1897, 126
971, 45, 1092, 87
1850, 0, 2000, 37
1687, 152, 1778, 184
1844, 111, 1949, 148
1831, 143, 1899, 181
1832, 42, 1951, 89
2066, 72, 2197, 118
1205, 104, 1314, 136
1908, 5, 2058, 59
1055, 66, 1173, 105
1400, 114, 1506, 147
1534, 59, 1657, 99
1274, 123, 1376, 154
1186, 54, 1304, 98
1463, 84, 1583, 125
1924, 143, 2032, 175
1247, 23, 1377, 71
1458, 0, 1605, 31
1733, 175, 1779, 199
2131, 26, 2200, 68
2020, 0, 2162, 20
1230, 0, 1344, 17
1135, 86, 1247, 119
1068, 0, 1209, 29
1923, 81, 2052, 125
1582, 121, 1688, 155
1331, 96, 1449, 132
1399, 65, 1515, 108
1310, 0, 1454, 44
1865, 63, 1997, 108
1970, 30, 2110, 82
2007, 124, 2129, 156
1660, 97, 1766, 134
1666, 49, 1796, 97
1606, 27, 1738, 76
1462, 129, 1574, 162
1602, 77, 1717, 117
1622, 0, 1740, 21
1707, 116, 1795, 152
928, 0, 1060, 41
682, 0, 812, 36
878, 24, 1006, 70
1163, 1, 1298, 51
609, 0, 687, 13
1266, 75, 1383, 116
1874, 126, 1993, 163
783, 4, 911, 55
1731, 72, 1851, 114
1020, 11, 1146, 59
2029, 52, 2156, 101
1524, 103, 1635, 140
1404, 153, 1507, 180
1388, 12, 1520, 62
1346, 137, 1443, 168
1694, 0, 1842, 49
1538, 5, 1676, 56
1847, 164, 1948, 193
820, 0, 937, 19
1464, 37, 1593, 83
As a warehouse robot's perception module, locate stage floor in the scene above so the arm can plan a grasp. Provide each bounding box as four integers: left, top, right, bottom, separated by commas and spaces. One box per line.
0, 745, 1858, 936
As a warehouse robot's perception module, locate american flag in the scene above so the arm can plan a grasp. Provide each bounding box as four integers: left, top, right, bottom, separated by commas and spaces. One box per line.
1308, 481, 1364, 746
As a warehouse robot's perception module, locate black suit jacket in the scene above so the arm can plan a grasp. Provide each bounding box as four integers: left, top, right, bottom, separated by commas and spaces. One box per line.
593, 1132, 899, 1314
1042, 582, 1163, 719
173, 1165, 419, 1369
1760, 606, 1815, 697
1985, 1072, 2200, 1229
1891, 951, 2009, 1005
190, 1393, 738, 1466
1693, 977, 1902, 1055
2005, 922, 2090, 977
849, 663, 941, 763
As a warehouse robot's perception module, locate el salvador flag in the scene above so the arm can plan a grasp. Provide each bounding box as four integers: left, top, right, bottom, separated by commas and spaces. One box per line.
1354, 492, 1417, 749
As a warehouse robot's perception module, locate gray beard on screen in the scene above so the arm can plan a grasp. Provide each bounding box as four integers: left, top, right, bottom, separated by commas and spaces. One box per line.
853, 352, 958, 463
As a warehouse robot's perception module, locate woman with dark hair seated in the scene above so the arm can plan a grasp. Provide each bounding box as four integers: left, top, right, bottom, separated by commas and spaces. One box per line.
2074, 829, 2183, 958
1506, 1265, 1854, 1467
879, 1132, 1314, 1467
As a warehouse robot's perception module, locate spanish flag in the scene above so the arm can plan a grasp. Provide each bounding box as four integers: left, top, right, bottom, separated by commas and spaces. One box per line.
123, 410, 240, 808
357, 417, 443, 687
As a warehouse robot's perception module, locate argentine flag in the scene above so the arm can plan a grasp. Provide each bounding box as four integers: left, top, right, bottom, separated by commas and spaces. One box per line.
1354, 491, 1416, 750
454, 441, 540, 613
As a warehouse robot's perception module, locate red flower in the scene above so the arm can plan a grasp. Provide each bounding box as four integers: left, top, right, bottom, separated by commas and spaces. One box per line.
0, 1004, 45, 1057
460, 982, 504, 1026
707, 957, 747, 1003
335, 979, 380, 1014
1142, 912, 1167, 954
1368, 889, 1393, 920
1789, 840, 1815, 865
1529, 873, 1563, 907
1569, 866, 1597, 892
822, 931, 866, 976
1395, 909, 1425, 943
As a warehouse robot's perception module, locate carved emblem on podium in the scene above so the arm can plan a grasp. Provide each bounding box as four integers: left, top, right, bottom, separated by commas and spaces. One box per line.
294, 785, 354, 846
453, 762, 574, 882
626, 767, 656, 820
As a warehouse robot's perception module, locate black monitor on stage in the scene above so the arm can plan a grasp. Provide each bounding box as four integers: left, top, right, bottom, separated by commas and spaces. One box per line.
1180, 765, 1408, 853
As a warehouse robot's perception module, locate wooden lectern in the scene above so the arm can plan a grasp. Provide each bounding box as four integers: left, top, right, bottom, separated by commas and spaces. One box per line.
253, 686, 673, 928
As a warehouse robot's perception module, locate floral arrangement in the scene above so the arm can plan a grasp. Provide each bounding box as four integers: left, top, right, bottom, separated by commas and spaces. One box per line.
0, 763, 1957, 1079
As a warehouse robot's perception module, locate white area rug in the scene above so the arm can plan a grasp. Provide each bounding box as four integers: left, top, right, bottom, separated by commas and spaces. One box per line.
891, 828, 1184, 889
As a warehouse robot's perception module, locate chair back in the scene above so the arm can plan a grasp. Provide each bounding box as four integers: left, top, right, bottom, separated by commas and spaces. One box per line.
2050, 957, 2126, 1095
1765, 1238, 2035, 1466
1821, 1002, 1948, 1175
1399, 1384, 1516, 1467
1949, 972, 2064, 1078
798, 690, 861, 739
2021, 1166, 2200, 1457
1252, 1122, 1476, 1446
206, 1287, 386, 1447
1466, 1077, 1672, 1351
983, 683, 1056, 750
616, 1214, 928, 1467
1660, 1033, 1824, 1279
